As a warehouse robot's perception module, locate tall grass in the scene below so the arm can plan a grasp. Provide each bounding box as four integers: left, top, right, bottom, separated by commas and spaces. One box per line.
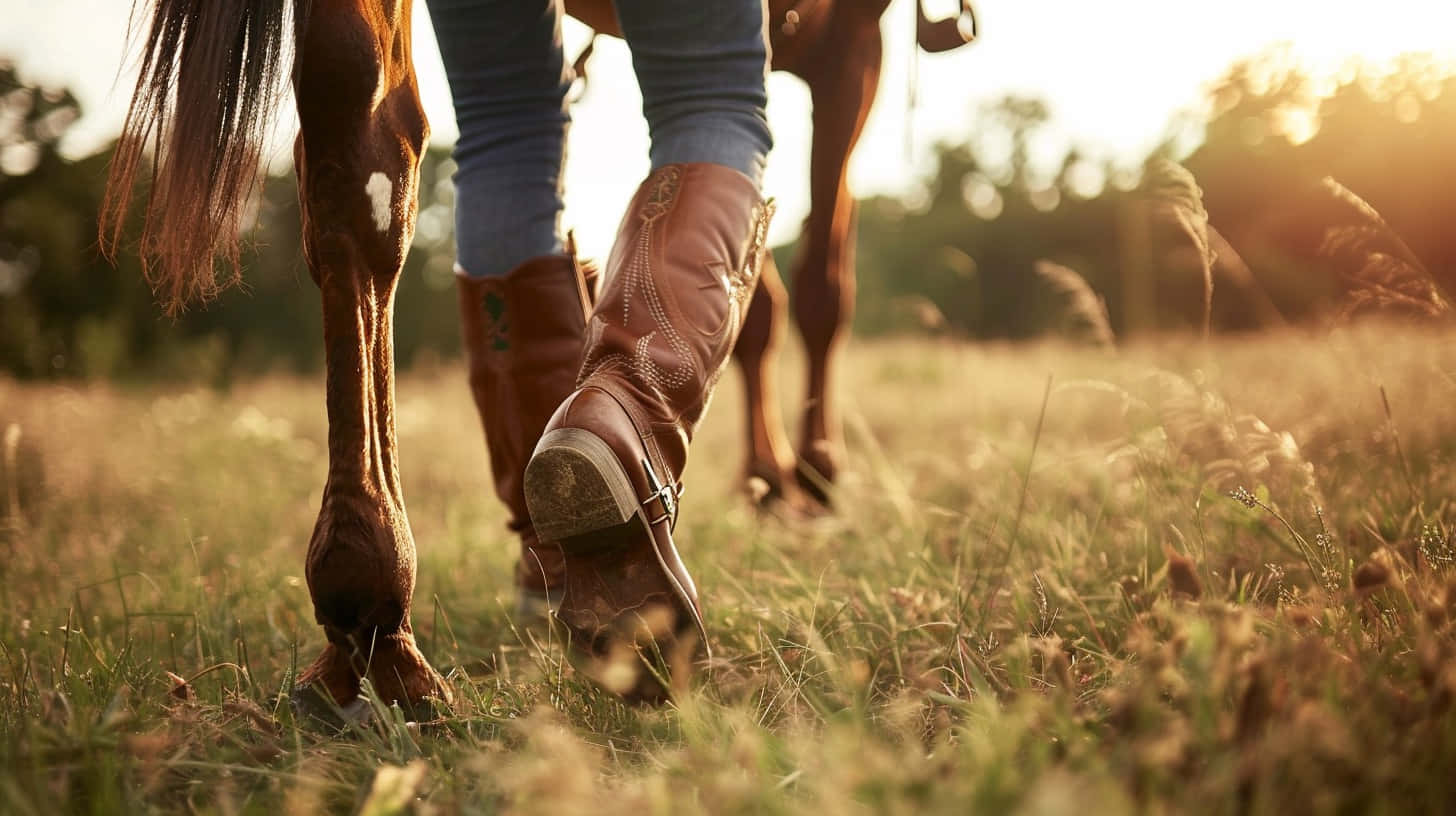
1316, 177, 1452, 322
1, 329, 1455, 813
1031, 261, 1115, 348
1145, 159, 1218, 338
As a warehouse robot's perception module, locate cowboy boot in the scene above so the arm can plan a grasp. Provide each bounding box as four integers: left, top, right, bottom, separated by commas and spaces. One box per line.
523, 163, 774, 702
457, 244, 597, 618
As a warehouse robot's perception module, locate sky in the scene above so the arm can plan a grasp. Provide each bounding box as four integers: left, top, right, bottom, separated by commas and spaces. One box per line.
2, 0, 1454, 260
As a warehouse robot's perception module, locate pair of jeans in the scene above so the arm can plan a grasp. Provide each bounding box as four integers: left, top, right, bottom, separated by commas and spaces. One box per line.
426, 0, 774, 278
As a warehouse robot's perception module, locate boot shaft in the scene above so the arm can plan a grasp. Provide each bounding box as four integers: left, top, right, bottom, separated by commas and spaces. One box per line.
582, 163, 775, 473
522, 166, 773, 689
457, 252, 596, 590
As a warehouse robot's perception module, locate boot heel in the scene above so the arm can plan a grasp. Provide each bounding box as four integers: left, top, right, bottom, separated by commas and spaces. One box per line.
524, 427, 640, 544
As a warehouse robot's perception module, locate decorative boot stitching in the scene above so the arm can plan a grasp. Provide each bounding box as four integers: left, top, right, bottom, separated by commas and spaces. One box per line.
580, 167, 693, 394
624, 185, 696, 396
640, 166, 683, 220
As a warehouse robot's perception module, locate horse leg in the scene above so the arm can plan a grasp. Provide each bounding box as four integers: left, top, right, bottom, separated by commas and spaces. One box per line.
291, 0, 448, 714
792, 19, 881, 504
731, 253, 801, 507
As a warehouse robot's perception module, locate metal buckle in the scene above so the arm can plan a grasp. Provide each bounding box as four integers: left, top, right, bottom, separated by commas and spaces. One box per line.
641, 456, 682, 528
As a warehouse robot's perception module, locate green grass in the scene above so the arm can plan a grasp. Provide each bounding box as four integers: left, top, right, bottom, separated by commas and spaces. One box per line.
2, 326, 1455, 814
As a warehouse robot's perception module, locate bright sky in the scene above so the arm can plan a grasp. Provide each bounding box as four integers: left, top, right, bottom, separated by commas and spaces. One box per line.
3, 0, 1454, 259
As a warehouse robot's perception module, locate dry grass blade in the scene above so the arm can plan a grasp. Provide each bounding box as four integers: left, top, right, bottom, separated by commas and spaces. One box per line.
358, 761, 429, 816
1316, 177, 1450, 322
1143, 159, 1217, 338
3, 423, 21, 532
1318, 177, 1425, 268
1138, 369, 1324, 510
888, 295, 949, 334
1206, 224, 1287, 328
1032, 260, 1114, 348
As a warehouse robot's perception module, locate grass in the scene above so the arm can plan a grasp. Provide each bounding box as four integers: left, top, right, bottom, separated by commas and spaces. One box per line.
2, 325, 1455, 814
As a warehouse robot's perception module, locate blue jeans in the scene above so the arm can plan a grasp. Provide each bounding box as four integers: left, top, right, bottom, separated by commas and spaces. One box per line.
426, 0, 773, 278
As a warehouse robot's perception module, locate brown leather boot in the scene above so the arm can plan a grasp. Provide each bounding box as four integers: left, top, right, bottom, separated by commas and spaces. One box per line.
523, 164, 774, 702
457, 246, 597, 618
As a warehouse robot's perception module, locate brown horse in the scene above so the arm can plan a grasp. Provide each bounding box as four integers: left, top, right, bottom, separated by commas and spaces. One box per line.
99, 0, 974, 711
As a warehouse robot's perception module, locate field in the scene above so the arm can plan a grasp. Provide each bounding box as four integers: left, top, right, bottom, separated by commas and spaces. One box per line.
2, 327, 1455, 814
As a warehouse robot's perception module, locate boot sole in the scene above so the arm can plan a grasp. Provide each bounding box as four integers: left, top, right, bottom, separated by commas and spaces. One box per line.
524, 428, 640, 544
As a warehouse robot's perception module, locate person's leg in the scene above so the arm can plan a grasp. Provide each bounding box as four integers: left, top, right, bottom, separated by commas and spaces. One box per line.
616, 0, 773, 183
425, 0, 570, 279
523, 0, 774, 701
613, 0, 798, 508
427, 0, 591, 615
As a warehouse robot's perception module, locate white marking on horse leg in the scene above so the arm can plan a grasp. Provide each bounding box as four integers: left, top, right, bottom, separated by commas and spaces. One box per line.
365, 172, 392, 232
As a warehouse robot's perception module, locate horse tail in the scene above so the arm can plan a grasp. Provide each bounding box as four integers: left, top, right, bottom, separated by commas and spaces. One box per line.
915, 0, 976, 54
100, 0, 312, 314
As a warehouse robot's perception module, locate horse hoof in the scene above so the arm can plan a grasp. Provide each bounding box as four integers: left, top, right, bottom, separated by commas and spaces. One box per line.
795, 442, 840, 507
744, 466, 828, 518
742, 461, 793, 507
292, 635, 451, 727
290, 682, 372, 729
794, 466, 831, 507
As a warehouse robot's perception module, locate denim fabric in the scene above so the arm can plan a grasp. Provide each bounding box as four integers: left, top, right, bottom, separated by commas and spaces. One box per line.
426, 0, 772, 278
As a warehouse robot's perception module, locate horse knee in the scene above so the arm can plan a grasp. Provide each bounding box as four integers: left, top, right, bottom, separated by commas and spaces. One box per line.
294, 11, 427, 278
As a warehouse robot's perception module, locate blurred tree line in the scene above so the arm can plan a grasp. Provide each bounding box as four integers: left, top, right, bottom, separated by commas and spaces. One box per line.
0, 60, 462, 383
2, 50, 1454, 381
841, 50, 1456, 338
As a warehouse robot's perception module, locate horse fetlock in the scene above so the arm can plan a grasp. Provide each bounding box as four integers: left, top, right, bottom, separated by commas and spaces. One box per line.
305, 502, 416, 637
299, 499, 448, 713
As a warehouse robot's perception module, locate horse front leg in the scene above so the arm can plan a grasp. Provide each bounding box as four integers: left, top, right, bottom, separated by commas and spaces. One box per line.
792, 20, 881, 505
291, 0, 448, 715
731, 253, 802, 507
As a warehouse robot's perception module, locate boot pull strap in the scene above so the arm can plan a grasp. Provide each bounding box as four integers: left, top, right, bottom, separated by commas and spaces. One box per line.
564, 229, 600, 318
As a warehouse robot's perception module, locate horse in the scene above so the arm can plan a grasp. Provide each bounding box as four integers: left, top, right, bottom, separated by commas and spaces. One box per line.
99, 0, 976, 711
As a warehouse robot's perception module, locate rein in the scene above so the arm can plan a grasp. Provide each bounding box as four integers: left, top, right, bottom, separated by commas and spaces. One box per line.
908, 0, 980, 157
